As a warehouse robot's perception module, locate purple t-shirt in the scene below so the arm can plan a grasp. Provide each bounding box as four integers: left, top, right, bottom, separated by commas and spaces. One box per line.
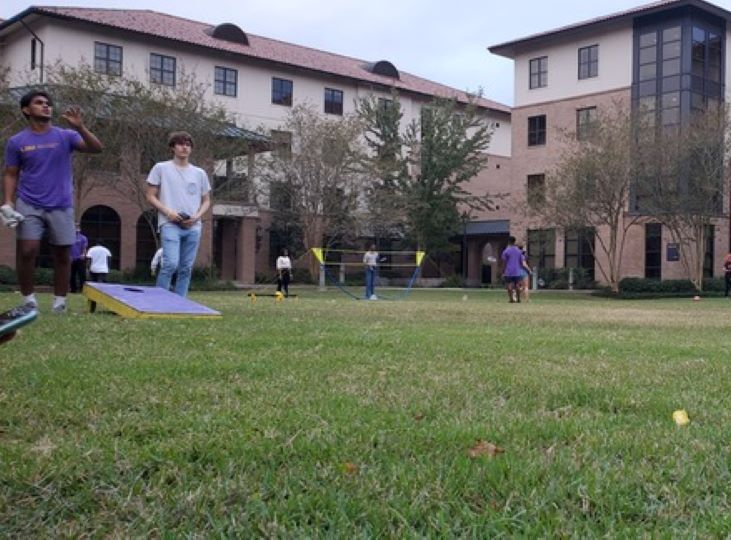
70, 232, 88, 260
4, 126, 82, 209
502, 245, 524, 277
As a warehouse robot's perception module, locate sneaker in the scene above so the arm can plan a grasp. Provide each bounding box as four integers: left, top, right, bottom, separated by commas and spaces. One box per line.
52, 303, 67, 314
369, 294, 378, 300
24, 300, 38, 310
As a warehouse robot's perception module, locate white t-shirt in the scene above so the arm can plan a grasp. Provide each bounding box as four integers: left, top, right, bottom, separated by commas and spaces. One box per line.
276, 256, 292, 271
363, 250, 379, 268
146, 160, 211, 230
150, 248, 163, 272
87, 245, 112, 273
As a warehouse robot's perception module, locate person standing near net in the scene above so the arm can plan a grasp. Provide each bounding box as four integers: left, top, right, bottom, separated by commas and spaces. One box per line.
145, 131, 211, 298
2, 90, 103, 313
276, 248, 292, 297
363, 244, 379, 300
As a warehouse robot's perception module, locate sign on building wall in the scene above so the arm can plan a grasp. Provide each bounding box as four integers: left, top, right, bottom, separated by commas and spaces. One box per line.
666, 243, 680, 262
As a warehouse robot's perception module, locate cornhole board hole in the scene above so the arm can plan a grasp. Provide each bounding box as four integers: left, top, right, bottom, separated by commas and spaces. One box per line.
83, 282, 221, 319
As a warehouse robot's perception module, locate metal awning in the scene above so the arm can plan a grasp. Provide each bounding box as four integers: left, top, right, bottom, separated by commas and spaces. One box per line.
464, 220, 510, 236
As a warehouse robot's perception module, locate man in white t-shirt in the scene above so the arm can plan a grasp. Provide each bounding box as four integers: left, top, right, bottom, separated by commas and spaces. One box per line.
145, 131, 211, 297
86, 242, 112, 313
86, 243, 112, 282
363, 244, 379, 300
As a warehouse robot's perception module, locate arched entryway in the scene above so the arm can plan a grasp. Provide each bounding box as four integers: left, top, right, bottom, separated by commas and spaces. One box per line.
80, 205, 121, 270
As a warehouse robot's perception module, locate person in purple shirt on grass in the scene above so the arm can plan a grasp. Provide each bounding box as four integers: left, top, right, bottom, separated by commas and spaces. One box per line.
2, 90, 103, 313
501, 235, 524, 303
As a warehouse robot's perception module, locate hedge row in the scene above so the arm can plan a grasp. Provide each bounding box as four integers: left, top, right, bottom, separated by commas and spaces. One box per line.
0, 264, 237, 291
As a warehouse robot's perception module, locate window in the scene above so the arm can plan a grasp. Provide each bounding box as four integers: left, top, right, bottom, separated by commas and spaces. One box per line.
378, 97, 394, 113
645, 223, 662, 279
660, 26, 681, 127
214, 66, 237, 97
526, 174, 545, 207
529, 56, 548, 89
94, 42, 122, 76
150, 53, 176, 86
565, 228, 595, 280
527, 229, 555, 270
528, 115, 546, 146
576, 107, 597, 141
272, 77, 293, 106
324, 88, 344, 115
578, 45, 599, 79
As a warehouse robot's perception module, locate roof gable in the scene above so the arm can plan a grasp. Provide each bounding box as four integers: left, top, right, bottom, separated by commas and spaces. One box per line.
0, 6, 509, 114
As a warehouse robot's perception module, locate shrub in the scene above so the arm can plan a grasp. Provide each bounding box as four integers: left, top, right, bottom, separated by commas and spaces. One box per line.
0, 265, 17, 285
441, 274, 465, 288
537, 267, 596, 290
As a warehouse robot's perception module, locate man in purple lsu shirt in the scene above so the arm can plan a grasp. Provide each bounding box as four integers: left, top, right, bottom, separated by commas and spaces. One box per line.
501, 235, 525, 303
2, 90, 103, 313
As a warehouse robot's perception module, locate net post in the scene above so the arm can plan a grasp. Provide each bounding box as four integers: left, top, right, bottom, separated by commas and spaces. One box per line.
319, 264, 326, 291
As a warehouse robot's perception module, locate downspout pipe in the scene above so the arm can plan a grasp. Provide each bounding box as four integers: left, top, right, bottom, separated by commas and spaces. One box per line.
19, 19, 44, 84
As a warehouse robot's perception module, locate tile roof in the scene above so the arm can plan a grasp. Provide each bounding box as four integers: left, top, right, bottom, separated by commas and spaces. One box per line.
489, 0, 731, 57
2, 6, 510, 114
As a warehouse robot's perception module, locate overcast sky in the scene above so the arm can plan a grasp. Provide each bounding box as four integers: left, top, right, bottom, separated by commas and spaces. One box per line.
3, 0, 731, 105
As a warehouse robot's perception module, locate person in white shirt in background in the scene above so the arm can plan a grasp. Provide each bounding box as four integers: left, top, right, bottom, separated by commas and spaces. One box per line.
85, 242, 112, 313
363, 244, 379, 300
150, 247, 163, 277
86, 243, 112, 282
276, 248, 292, 297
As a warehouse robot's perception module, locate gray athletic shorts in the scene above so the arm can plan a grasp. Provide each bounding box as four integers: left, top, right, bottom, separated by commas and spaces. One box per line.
15, 198, 76, 245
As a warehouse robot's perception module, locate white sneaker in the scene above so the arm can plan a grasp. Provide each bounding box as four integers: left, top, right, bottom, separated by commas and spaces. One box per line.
52, 304, 67, 314
24, 300, 39, 310
369, 294, 378, 300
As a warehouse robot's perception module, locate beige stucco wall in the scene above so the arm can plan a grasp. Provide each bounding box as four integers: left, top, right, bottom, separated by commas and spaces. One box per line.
514, 24, 633, 108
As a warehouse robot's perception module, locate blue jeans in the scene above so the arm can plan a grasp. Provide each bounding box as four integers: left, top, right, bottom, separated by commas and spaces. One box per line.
365, 267, 376, 298
157, 223, 202, 297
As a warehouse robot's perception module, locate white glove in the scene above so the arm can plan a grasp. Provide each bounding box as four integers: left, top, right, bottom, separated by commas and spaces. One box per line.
0, 204, 24, 228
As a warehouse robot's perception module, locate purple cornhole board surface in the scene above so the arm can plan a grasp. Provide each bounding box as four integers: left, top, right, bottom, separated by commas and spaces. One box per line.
85, 282, 221, 316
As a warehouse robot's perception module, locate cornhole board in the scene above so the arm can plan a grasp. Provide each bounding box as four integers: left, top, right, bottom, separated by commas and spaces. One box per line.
83, 282, 221, 319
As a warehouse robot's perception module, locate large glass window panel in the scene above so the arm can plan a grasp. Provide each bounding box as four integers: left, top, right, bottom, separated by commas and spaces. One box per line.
663, 26, 681, 42
661, 92, 680, 108
640, 47, 657, 64
639, 64, 656, 81
639, 80, 657, 96
661, 75, 680, 92
662, 58, 680, 76
662, 41, 681, 59
692, 26, 706, 43
640, 32, 657, 48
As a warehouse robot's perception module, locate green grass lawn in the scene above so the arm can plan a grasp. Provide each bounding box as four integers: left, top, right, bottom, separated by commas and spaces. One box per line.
2, 288, 731, 536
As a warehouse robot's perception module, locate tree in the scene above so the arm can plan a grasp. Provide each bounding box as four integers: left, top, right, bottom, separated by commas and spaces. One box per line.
32, 63, 254, 247
538, 105, 641, 293
635, 106, 731, 291
357, 92, 497, 254
258, 103, 367, 277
